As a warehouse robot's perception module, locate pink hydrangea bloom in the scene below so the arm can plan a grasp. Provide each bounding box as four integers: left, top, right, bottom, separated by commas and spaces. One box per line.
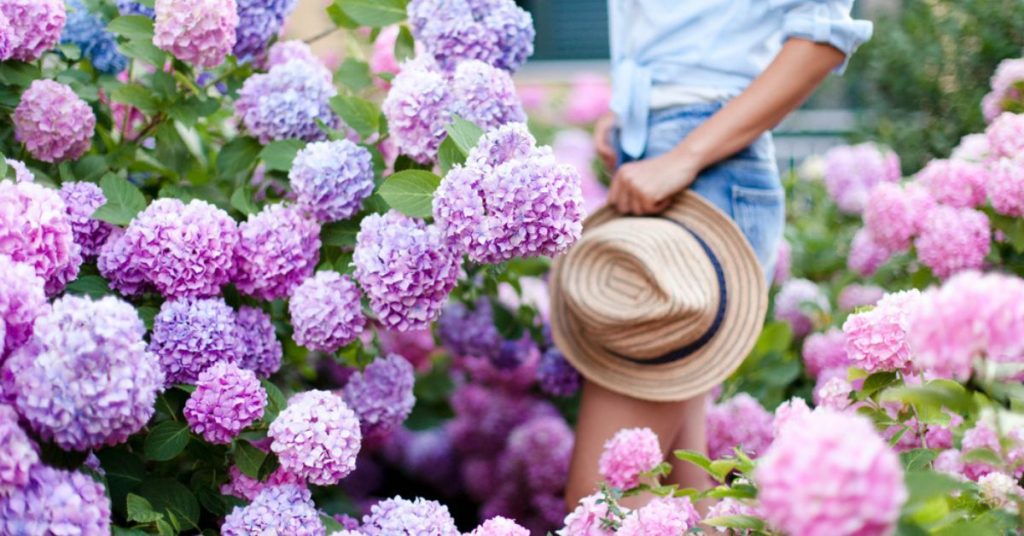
0, 255, 46, 360
978, 472, 1024, 509
843, 290, 920, 373
565, 74, 612, 125
14, 80, 95, 163
847, 227, 891, 277
814, 375, 854, 410
58, 181, 113, 258
914, 205, 990, 279
961, 422, 1024, 481
707, 393, 774, 459
361, 496, 460, 536
220, 464, 304, 501
154, 0, 238, 68
705, 498, 763, 533
987, 112, 1024, 159
838, 283, 885, 311
951, 133, 992, 162
773, 238, 791, 285
382, 56, 452, 164
772, 396, 811, 437
289, 271, 366, 353
773, 278, 829, 338
233, 204, 321, 301
560, 492, 618, 536
617, 496, 700, 536
0, 180, 80, 296
378, 328, 436, 371
269, 390, 362, 485
864, 182, 935, 253
756, 410, 906, 536
987, 157, 1024, 217
234, 306, 282, 378
371, 26, 402, 81
598, 427, 662, 489
469, 516, 530, 536
0, 404, 38, 497
1, 0, 66, 62
183, 361, 266, 444
984, 59, 1024, 121
802, 328, 849, 379
823, 143, 901, 214
917, 159, 987, 208
265, 39, 324, 71
933, 449, 964, 478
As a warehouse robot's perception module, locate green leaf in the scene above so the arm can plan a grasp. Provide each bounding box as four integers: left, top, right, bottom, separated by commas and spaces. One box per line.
880, 379, 975, 414
0, 62, 41, 87
0, 156, 7, 180
110, 85, 160, 116
445, 116, 485, 155
335, 58, 373, 92
322, 219, 361, 247
674, 449, 714, 475
858, 371, 899, 399
257, 453, 281, 480
230, 186, 259, 216
217, 137, 262, 180
136, 479, 200, 532
376, 170, 441, 218
233, 441, 267, 478
753, 321, 793, 355
261, 380, 287, 424
322, 514, 346, 533
336, 0, 407, 27
437, 136, 466, 175
144, 420, 190, 461
961, 447, 1002, 465
126, 494, 164, 523
903, 470, 965, 509
107, 16, 155, 42
137, 305, 158, 330
900, 448, 938, 472
395, 26, 415, 62
326, 1, 358, 28
97, 448, 145, 517
260, 139, 306, 172
93, 174, 148, 226
73, 155, 108, 182
329, 96, 380, 140
65, 275, 111, 299
118, 40, 166, 67
702, 515, 765, 530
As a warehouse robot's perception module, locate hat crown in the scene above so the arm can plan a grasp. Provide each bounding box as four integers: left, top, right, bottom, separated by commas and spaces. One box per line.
559, 217, 721, 360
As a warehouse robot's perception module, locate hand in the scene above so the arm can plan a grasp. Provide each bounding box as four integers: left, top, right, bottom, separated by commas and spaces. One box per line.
608, 151, 700, 215
593, 111, 618, 172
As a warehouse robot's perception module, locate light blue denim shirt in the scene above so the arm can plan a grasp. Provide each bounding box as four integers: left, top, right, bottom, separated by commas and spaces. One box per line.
609, 0, 874, 157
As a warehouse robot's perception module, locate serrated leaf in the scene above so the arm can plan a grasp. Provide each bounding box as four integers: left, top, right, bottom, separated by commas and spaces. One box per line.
335, 58, 373, 92
233, 441, 267, 478
260, 139, 306, 172
377, 170, 441, 218
329, 96, 379, 139
144, 420, 190, 461
336, 0, 407, 27
217, 137, 262, 180
445, 116, 485, 155
127, 494, 164, 523
65, 275, 111, 299
395, 26, 415, 62
107, 16, 155, 42
93, 173, 148, 226
111, 84, 159, 116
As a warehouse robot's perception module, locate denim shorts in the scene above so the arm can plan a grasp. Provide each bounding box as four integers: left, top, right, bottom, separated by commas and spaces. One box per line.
616, 102, 785, 281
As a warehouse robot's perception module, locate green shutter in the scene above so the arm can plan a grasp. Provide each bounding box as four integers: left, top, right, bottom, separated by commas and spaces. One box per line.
521, 0, 610, 60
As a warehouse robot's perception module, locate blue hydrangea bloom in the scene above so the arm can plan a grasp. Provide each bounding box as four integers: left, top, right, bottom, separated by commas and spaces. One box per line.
62, 0, 128, 74
234, 0, 298, 62
116, 0, 155, 18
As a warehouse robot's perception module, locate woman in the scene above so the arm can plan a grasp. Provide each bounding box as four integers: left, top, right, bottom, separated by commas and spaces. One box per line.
564, 0, 873, 507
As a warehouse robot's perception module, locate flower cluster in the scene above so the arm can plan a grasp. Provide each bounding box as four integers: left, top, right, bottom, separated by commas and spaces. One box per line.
408, 0, 534, 72
801, 327, 850, 378
843, 290, 920, 373
234, 306, 282, 378
222, 484, 324, 536
58, 181, 113, 258
235, 60, 339, 143
822, 143, 901, 214
987, 112, 1024, 159
503, 415, 574, 496
265, 39, 322, 71
0, 180, 81, 296
269, 390, 362, 485
361, 496, 460, 536
0, 465, 110, 535
233, 204, 321, 300
707, 393, 774, 459
148, 298, 241, 385
220, 464, 304, 501
154, 0, 238, 68
289, 271, 366, 353
847, 227, 891, 277
434, 123, 584, 263
863, 182, 935, 254
381, 57, 454, 163
0, 255, 46, 360
343, 354, 416, 441
598, 427, 662, 489
354, 211, 461, 331
987, 158, 1024, 217
1, 0, 66, 62
61, 0, 127, 74
0, 404, 37, 496
469, 516, 530, 536
452, 60, 527, 129
983, 58, 1024, 120
14, 80, 95, 163
537, 347, 582, 397
438, 298, 503, 359
3, 295, 163, 451
914, 205, 990, 279
561, 493, 617, 536
617, 496, 701, 536
184, 361, 266, 444
233, 0, 297, 61
290, 139, 375, 222
773, 278, 829, 338
917, 158, 987, 208
837, 283, 885, 311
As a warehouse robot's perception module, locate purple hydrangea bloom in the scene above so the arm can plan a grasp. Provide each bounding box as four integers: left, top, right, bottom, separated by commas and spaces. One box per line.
98, 198, 238, 298
382, 56, 453, 164
184, 361, 266, 444
289, 271, 366, 353
437, 299, 502, 359
290, 139, 375, 222
235, 306, 282, 378
6, 158, 33, 184
115, 0, 154, 17
354, 211, 461, 332
0, 465, 110, 535
0, 404, 38, 497
58, 181, 114, 258
264, 39, 323, 71
504, 415, 573, 494
14, 80, 95, 163
343, 354, 416, 441
235, 60, 339, 143
448, 384, 558, 458
361, 496, 460, 536
0, 179, 81, 296
149, 298, 241, 385
269, 390, 362, 485
434, 123, 584, 263
1, 0, 66, 62
61, 0, 128, 75
233, 0, 297, 61
234, 204, 321, 300
3, 295, 163, 451
222, 484, 324, 536
408, 0, 534, 72
220, 464, 305, 502
451, 60, 526, 130
0, 255, 46, 360
154, 0, 238, 68
536, 346, 581, 397
491, 336, 535, 370
0, 11, 13, 60
97, 227, 147, 296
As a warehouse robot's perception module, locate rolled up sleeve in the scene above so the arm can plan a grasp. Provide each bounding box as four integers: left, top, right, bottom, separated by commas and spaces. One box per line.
772, 0, 874, 72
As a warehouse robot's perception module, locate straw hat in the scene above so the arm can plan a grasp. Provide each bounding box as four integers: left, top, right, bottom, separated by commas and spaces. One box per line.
549, 191, 768, 402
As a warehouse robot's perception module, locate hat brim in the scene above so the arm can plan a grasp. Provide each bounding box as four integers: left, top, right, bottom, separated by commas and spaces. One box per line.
549, 191, 768, 402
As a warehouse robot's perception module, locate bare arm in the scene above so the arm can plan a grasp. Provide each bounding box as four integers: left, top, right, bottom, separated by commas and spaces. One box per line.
609, 38, 847, 215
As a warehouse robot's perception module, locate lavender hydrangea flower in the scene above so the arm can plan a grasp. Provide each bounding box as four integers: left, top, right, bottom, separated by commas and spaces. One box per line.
382, 57, 453, 164
96, 227, 146, 296
233, 0, 297, 61
269, 390, 362, 485
0, 404, 37, 497
361, 496, 460, 536
434, 123, 584, 263
408, 0, 534, 72
504, 415, 573, 494
235, 306, 282, 378
14, 80, 95, 163
290, 140, 375, 222
235, 60, 339, 143
354, 211, 461, 332
0, 465, 110, 535
6, 158, 33, 184
4, 295, 163, 451
537, 347, 581, 397
149, 298, 241, 385
343, 354, 416, 441
222, 484, 324, 536
437, 298, 503, 359
61, 0, 128, 74
234, 204, 321, 300
1, 0, 66, 62
0, 11, 13, 60
220, 464, 305, 501
491, 336, 536, 370
0, 180, 81, 296
0, 255, 46, 360
154, 0, 238, 68
58, 181, 113, 258
115, 0, 154, 17
289, 271, 366, 353
264, 39, 323, 71
451, 60, 526, 130
184, 361, 266, 444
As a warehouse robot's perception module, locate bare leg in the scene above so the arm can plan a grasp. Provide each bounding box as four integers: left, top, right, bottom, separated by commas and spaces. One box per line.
667, 395, 714, 495
565, 379, 690, 511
